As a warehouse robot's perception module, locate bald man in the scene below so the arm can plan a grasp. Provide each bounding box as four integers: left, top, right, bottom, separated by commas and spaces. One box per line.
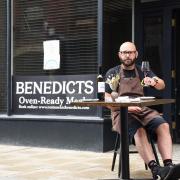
105, 42, 180, 180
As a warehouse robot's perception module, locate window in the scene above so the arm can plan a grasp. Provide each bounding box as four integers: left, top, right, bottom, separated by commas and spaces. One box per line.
13, 0, 98, 75
0, 0, 7, 113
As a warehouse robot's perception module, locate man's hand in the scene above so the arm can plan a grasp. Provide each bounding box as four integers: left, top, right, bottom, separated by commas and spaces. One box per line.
143, 77, 157, 87
143, 76, 165, 90
128, 106, 142, 113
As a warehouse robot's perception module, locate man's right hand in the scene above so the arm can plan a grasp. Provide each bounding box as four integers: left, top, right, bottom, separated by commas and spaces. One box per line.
128, 106, 142, 113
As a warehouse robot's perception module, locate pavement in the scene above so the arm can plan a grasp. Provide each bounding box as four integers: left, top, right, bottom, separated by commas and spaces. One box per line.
0, 144, 180, 180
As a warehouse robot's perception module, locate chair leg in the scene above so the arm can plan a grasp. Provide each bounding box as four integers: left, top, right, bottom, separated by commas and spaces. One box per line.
144, 135, 160, 170
111, 133, 160, 177
111, 133, 120, 171
150, 137, 160, 165
145, 163, 148, 170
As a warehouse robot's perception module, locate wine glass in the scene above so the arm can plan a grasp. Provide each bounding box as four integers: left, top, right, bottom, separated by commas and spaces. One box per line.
141, 61, 150, 86
141, 61, 150, 77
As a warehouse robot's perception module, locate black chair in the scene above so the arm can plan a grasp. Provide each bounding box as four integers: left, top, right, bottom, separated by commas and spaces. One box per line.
111, 132, 160, 177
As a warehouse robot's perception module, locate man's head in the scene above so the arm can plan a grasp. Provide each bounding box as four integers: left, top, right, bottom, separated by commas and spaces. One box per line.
118, 42, 138, 68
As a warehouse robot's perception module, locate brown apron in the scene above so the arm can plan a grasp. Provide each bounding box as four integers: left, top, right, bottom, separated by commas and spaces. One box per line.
111, 65, 161, 133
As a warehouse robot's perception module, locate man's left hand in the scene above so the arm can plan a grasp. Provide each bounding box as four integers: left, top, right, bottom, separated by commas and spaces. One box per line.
143, 77, 157, 87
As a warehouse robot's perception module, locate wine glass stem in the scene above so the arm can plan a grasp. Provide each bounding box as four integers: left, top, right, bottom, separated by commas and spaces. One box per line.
144, 72, 147, 77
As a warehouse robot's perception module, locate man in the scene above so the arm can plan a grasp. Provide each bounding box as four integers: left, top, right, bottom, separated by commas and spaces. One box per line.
105, 42, 180, 180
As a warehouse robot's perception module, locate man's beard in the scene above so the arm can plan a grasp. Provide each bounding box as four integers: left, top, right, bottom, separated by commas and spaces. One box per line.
120, 58, 135, 67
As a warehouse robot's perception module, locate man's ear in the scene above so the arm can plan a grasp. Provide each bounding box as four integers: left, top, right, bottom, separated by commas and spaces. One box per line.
136, 51, 138, 58
118, 52, 121, 59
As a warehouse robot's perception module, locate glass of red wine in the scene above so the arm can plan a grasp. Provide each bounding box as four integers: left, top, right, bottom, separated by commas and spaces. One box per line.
141, 61, 150, 86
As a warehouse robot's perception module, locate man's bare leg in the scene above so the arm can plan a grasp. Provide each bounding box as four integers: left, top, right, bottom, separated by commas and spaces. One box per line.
134, 127, 155, 164
134, 127, 172, 180
155, 123, 172, 161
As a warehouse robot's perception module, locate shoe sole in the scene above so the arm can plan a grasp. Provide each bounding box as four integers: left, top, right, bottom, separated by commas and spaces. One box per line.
164, 164, 180, 180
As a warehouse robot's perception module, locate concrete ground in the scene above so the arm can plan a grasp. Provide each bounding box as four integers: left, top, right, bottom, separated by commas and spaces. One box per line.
0, 144, 180, 180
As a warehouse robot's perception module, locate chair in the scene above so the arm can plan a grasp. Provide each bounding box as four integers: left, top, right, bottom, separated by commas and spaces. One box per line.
111, 132, 160, 177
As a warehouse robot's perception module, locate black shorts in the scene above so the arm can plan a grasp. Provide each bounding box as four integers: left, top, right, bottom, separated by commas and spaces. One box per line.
128, 115, 167, 144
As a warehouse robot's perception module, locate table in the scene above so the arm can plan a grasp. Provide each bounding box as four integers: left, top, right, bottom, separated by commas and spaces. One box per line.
72, 99, 175, 180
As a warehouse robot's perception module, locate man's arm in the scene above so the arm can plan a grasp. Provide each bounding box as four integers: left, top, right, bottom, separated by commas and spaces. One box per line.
137, 65, 165, 90
105, 92, 143, 112
143, 76, 165, 90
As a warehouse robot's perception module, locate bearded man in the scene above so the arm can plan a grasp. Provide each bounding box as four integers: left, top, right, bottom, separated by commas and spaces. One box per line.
105, 42, 180, 180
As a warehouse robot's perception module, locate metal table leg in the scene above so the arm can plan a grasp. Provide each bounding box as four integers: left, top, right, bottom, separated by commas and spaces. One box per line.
120, 107, 130, 179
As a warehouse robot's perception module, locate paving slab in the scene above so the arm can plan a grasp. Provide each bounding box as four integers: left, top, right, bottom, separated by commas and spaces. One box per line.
0, 144, 179, 179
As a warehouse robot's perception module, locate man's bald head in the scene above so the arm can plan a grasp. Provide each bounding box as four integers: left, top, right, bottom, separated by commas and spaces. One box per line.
119, 42, 137, 52
118, 42, 138, 69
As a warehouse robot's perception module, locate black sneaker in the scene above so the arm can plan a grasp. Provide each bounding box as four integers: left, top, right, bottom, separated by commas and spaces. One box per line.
152, 165, 171, 180
164, 162, 175, 167
163, 163, 180, 180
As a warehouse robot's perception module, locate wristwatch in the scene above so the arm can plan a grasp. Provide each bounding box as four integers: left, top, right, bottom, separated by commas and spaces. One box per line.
152, 77, 158, 86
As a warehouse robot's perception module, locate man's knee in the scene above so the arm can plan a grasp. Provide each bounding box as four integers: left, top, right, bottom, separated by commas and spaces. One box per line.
156, 122, 170, 133
135, 127, 147, 138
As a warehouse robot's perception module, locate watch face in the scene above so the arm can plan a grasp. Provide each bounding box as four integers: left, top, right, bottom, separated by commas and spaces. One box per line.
153, 77, 158, 83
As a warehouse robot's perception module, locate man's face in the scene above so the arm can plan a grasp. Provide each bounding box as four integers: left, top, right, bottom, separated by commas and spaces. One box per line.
118, 42, 137, 67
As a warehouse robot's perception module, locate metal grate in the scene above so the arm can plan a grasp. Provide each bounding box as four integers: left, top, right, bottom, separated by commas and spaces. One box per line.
0, 0, 7, 112
13, 0, 98, 75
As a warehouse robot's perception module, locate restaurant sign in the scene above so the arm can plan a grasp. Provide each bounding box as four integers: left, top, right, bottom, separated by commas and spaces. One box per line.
13, 75, 98, 115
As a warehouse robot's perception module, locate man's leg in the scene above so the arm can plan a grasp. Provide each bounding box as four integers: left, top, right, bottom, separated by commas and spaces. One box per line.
129, 119, 156, 164
133, 127, 176, 180
145, 118, 180, 179
134, 127, 155, 164
133, 127, 171, 180
155, 122, 172, 161
146, 118, 173, 165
